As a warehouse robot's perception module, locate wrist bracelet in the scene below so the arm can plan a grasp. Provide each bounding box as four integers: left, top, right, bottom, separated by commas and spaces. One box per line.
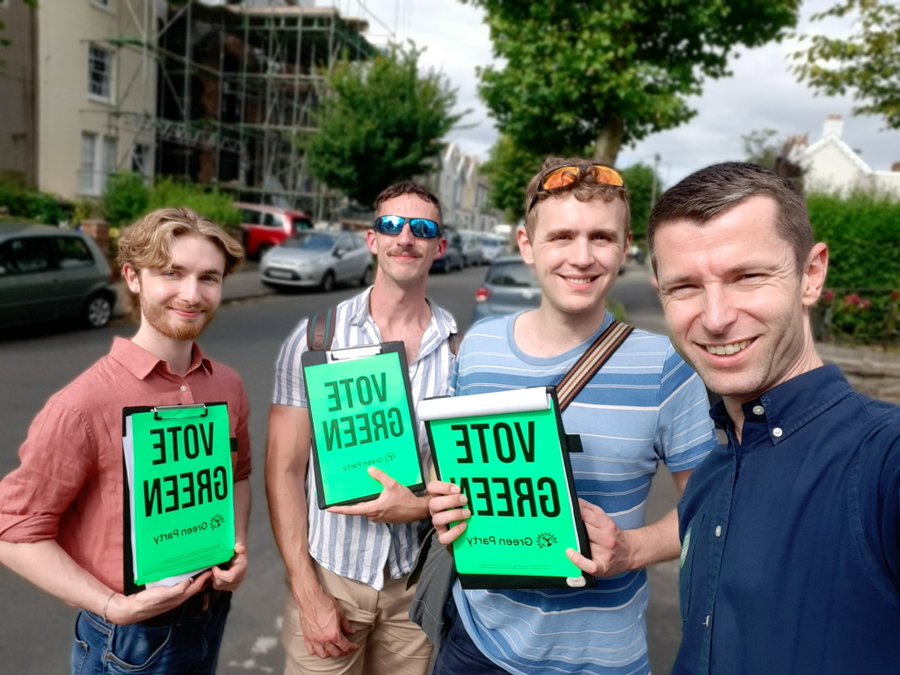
102, 591, 116, 623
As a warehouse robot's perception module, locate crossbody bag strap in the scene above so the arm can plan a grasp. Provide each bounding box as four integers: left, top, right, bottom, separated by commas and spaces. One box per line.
556, 320, 634, 412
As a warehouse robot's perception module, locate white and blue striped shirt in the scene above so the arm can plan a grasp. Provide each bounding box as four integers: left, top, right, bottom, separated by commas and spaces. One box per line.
451, 311, 717, 674
273, 287, 457, 590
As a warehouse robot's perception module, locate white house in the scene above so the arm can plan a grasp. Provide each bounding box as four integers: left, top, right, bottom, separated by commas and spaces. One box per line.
796, 115, 900, 198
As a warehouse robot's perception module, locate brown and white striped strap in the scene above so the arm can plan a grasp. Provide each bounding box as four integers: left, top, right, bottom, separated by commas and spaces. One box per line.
555, 320, 634, 412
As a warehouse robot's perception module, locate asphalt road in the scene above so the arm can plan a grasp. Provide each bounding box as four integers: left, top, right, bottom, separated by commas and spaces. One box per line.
0, 261, 683, 674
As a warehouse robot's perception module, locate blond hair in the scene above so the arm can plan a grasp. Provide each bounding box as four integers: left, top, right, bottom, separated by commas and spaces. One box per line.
117, 207, 244, 275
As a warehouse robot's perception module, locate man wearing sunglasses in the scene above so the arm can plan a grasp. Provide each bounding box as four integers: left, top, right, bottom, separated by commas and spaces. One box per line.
267, 181, 457, 675
427, 158, 717, 674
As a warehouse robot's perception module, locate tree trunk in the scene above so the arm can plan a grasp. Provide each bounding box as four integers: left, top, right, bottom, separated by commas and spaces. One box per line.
592, 117, 624, 166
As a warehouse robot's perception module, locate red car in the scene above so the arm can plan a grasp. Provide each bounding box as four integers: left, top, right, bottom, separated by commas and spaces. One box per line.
236, 202, 312, 259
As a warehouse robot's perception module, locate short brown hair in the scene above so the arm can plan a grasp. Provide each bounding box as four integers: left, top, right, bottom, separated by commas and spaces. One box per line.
374, 182, 442, 222
117, 207, 244, 276
648, 162, 813, 273
524, 157, 630, 239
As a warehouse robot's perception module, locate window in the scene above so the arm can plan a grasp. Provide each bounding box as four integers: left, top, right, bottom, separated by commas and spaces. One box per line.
88, 44, 113, 100
0, 238, 53, 276
80, 133, 97, 194
80, 132, 117, 196
55, 237, 94, 270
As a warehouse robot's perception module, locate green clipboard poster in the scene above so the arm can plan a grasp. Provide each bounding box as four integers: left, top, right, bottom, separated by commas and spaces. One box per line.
418, 386, 593, 590
122, 403, 235, 588
301, 341, 423, 509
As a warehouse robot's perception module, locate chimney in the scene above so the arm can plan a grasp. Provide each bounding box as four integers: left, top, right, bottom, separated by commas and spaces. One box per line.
822, 114, 844, 139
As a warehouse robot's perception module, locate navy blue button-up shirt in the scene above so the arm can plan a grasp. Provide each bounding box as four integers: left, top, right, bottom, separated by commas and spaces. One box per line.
674, 365, 900, 674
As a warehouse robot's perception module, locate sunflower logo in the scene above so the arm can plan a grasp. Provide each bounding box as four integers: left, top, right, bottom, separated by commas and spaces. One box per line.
209, 514, 225, 530
536, 532, 557, 549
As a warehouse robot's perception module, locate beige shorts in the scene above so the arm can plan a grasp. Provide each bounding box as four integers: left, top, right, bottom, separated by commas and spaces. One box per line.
282, 563, 432, 675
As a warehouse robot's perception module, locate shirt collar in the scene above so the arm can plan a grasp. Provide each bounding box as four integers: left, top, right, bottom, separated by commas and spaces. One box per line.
348, 286, 459, 341
711, 364, 853, 444
110, 336, 213, 380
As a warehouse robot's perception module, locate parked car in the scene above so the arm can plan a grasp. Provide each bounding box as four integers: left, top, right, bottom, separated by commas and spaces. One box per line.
480, 234, 508, 263
460, 231, 486, 267
0, 223, 116, 329
431, 227, 465, 273
236, 202, 312, 259
471, 254, 541, 325
259, 230, 373, 291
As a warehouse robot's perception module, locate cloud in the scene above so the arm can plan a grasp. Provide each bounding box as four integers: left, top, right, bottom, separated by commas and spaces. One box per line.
334, 0, 899, 185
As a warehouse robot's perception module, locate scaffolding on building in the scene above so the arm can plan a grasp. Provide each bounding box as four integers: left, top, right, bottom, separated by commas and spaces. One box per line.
106, 0, 377, 218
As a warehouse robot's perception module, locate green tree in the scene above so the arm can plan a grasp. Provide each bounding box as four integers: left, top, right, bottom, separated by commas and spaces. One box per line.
480, 135, 544, 223
461, 1, 799, 164
793, 0, 899, 129
620, 163, 662, 242
305, 44, 464, 209
741, 128, 781, 169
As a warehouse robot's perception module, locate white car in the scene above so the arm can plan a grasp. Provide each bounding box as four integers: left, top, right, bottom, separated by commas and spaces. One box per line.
260, 230, 373, 292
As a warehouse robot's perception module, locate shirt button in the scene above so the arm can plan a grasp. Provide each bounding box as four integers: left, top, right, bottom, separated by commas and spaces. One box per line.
772, 427, 784, 438
714, 525, 722, 538
180, 385, 188, 392
752, 404, 765, 416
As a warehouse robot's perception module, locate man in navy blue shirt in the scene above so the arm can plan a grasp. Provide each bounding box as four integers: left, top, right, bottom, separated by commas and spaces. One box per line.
647, 162, 900, 674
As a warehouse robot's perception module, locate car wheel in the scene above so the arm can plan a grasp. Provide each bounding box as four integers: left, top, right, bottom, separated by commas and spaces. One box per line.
83, 292, 113, 328
359, 265, 374, 287
321, 271, 336, 292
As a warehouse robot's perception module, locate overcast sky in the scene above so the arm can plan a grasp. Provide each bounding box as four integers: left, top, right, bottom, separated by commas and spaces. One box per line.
329, 0, 899, 189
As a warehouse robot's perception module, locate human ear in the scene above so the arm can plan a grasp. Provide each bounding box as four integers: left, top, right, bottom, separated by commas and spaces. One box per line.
801, 243, 829, 308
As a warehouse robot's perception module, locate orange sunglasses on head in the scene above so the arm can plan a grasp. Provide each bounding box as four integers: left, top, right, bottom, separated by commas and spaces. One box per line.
528, 163, 625, 213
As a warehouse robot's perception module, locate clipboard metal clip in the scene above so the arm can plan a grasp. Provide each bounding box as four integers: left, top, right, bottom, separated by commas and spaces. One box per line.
152, 403, 209, 420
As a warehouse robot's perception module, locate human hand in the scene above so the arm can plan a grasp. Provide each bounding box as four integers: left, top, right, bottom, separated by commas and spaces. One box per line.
427, 480, 470, 546
566, 498, 637, 578
327, 467, 426, 523
295, 584, 359, 659
212, 542, 247, 592
104, 570, 213, 625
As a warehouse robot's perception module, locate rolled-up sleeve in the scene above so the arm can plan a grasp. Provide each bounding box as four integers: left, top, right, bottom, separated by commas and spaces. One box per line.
0, 399, 96, 542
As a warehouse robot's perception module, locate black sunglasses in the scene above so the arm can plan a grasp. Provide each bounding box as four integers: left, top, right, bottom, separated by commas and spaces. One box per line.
373, 215, 441, 239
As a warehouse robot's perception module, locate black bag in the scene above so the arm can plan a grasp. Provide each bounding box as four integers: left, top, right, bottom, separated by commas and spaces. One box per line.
407, 527, 453, 648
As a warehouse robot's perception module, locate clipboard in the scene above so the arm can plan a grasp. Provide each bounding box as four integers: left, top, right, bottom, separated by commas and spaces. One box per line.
301, 341, 424, 509
121, 403, 236, 593
418, 386, 593, 590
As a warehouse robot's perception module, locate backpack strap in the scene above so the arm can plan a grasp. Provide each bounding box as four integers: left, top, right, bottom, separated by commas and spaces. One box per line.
306, 305, 338, 351
556, 320, 634, 411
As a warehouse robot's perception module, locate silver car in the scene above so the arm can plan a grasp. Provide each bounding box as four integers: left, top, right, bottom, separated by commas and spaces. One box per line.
471, 254, 542, 325
260, 230, 373, 292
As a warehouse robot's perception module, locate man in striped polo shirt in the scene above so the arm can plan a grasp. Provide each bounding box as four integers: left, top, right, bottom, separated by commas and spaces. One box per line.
428, 157, 718, 674
267, 182, 457, 675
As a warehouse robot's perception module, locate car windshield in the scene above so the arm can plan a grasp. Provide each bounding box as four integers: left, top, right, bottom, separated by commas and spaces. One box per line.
281, 232, 335, 251
486, 261, 538, 288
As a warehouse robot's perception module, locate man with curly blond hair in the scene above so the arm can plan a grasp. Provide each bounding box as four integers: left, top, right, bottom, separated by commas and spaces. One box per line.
0, 207, 252, 674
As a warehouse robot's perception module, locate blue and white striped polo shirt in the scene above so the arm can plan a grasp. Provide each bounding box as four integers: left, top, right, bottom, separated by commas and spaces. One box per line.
451, 311, 717, 674
273, 287, 458, 590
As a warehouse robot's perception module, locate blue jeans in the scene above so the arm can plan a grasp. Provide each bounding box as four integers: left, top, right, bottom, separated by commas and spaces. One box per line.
432, 595, 509, 674
70, 591, 230, 675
